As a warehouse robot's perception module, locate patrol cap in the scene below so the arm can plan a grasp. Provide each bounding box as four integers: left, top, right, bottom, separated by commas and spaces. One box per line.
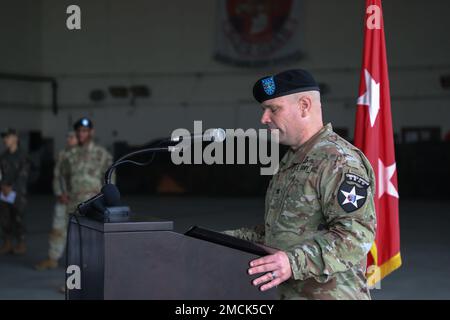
253, 69, 320, 103
1, 128, 17, 138
73, 117, 94, 130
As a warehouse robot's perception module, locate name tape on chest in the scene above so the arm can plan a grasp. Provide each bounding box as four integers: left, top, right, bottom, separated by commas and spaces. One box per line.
298, 156, 315, 173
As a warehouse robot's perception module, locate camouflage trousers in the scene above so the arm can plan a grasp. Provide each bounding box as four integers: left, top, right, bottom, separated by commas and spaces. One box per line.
0, 201, 26, 241
48, 202, 69, 260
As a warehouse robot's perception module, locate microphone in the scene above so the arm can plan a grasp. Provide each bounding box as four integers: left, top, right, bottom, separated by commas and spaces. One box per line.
103, 128, 227, 185
171, 128, 226, 143
77, 184, 121, 216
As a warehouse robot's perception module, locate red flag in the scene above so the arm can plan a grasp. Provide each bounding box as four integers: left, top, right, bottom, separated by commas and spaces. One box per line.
354, 0, 401, 286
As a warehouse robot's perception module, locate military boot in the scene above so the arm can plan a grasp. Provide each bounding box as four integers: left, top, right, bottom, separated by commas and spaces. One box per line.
35, 258, 58, 270
0, 238, 13, 255
12, 241, 27, 255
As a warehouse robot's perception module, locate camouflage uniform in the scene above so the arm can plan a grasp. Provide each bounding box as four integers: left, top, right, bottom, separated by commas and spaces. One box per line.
0, 148, 30, 242
226, 123, 376, 300
49, 141, 112, 259
47, 147, 73, 261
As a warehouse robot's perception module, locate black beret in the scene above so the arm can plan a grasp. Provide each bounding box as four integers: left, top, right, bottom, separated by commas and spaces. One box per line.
253, 69, 320, 103
73, 117, 94, 130
1, 128, 17, 138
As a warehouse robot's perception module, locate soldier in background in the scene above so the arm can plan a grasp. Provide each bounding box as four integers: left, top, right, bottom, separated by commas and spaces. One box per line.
35, 131, 78, 270
35, 118, 112, 272
63, 118, 113, 218
0, 129, 30, 255
224, 70, 376, 300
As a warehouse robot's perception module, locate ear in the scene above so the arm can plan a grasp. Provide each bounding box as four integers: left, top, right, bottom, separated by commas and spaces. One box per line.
299, 95, 313, 117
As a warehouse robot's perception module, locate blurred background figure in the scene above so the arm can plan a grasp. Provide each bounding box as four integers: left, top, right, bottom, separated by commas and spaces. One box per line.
0, 129, 30, 255
35, 131, 78, 270
34, 118, 112, 272
65, 118, 113, 217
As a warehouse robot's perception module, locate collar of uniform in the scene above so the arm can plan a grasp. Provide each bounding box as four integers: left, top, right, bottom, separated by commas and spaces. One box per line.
278, 123, 333, 171
80, 141, 94, 151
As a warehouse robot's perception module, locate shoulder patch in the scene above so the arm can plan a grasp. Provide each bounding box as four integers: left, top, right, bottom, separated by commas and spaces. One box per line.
337, 173, 369, 213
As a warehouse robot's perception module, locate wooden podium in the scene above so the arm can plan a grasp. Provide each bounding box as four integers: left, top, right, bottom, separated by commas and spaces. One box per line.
67, 213, 277, 300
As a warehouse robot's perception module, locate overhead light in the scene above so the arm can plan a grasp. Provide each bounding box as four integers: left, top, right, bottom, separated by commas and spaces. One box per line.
89, 89, 105, 102
130, 85, 151, 98
109, 86, 129, 98
440, 74, 450, 89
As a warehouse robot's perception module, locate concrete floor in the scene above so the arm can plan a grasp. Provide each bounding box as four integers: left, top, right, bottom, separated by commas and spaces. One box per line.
0, 195, 449, 300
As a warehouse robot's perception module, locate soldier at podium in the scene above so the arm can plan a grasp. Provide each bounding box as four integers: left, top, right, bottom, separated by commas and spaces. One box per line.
225, 69, 376, 300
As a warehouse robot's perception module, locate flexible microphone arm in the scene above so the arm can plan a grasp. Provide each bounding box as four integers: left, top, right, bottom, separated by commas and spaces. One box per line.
104, 146, 171, 185
104, 128, 226, 184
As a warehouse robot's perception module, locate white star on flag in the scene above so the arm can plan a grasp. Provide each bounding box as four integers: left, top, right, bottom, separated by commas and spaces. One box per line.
357, 69, 380, 127
378, 158, 399, 199
340, 186, 365, 208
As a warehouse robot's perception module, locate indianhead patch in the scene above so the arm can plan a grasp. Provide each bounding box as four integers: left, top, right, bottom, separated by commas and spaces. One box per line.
337, 173, 370, 213
261, 76, 276, 95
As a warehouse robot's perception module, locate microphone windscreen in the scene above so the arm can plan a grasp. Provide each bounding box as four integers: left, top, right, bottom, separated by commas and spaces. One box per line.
212, 128, 226, 142
101, 184, 121, 206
